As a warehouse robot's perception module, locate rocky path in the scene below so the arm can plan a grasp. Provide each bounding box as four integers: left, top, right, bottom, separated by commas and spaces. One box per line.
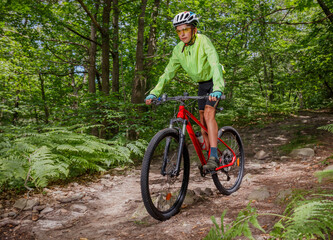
1, 111, 332, 240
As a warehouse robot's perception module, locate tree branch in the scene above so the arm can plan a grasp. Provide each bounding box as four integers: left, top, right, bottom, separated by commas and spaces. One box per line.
260, 13, 333, 25
280, 8, 293, 22
144, 52, 171, 59
76, 0, 104, 34
226, 7, 295, 53
323, 79, 333, 97
45, 39, 89, 50
64, 24, 101, 47
64, 24, 115, 56
317, 0, 333, 24
14, 71, 87, 76
45, 44, 82, 65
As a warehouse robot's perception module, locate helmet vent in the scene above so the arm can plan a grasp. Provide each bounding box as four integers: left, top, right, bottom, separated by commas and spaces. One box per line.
173, 11, 199, 27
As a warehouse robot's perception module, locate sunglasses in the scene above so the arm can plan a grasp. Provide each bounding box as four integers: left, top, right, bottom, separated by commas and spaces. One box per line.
175, 27, 192, 36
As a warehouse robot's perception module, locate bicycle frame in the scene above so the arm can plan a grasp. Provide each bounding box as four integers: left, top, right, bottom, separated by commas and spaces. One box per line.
168, 104, 237, 175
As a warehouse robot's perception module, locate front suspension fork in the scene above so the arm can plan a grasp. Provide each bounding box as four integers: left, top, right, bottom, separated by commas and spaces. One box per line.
161, 118, 187, 177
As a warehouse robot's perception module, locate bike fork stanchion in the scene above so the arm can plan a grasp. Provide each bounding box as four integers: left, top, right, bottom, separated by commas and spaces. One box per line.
161, 137, 171, 176
161, 119, 178, 175
172, 119, 187, 177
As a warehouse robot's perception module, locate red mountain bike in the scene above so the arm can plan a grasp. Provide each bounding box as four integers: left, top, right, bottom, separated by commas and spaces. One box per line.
141, 94, 245, 221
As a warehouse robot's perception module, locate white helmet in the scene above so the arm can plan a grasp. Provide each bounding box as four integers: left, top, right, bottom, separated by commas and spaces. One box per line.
173, 11, 199, 28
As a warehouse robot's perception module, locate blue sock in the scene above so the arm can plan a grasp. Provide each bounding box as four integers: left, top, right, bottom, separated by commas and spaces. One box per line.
210, 147, 218, 159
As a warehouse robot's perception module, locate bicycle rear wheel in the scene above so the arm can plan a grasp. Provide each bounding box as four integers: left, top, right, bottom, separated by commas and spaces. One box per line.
212, 126, 244, 195
141, 128, 190, 221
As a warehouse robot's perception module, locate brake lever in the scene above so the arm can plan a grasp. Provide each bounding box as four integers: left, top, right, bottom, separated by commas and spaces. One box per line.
152, 98, 162, 105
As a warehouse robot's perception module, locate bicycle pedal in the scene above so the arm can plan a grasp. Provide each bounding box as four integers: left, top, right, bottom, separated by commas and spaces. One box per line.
203, 168, 217, 175
198, 165, 206, 177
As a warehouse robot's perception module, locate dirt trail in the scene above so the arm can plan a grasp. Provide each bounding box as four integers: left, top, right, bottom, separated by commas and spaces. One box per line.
1, 111, 332, 240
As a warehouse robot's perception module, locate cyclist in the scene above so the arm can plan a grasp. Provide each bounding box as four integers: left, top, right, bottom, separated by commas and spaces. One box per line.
145, 11, 225, 171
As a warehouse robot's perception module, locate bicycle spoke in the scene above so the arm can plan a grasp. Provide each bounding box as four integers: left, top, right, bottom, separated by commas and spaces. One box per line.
141, 128, 189, 220
213, 127, 244, 195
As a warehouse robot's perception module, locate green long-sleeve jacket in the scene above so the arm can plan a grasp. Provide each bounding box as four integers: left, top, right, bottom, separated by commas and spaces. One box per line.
150, 34, 225, 97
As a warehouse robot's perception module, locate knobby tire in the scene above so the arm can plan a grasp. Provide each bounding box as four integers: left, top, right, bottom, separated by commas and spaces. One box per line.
141, 128, 190, 221
212, 126, 245, 195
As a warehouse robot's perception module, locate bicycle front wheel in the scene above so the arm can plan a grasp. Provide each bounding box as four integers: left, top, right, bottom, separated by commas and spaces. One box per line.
141, 128, 190, 221
212, 126, 245, 195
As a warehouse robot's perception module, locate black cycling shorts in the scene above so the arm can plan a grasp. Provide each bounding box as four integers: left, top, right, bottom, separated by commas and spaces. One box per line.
198, 79, 220, 111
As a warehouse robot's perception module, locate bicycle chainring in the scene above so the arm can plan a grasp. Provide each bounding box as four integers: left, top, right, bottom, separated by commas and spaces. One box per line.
221, 149, 233, 172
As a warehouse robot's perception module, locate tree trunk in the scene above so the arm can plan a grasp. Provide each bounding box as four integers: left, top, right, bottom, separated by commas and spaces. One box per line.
321, 76, 333, 97
129, 0, 148, 139
112, 0, 120, 94
162, 0, 170, 52
259, 7, 273, 103
257, 75, 265, 98
299, 92, 304, 109
77, 0, 111, 95
87, 3, 99, 137
12, 89, 19, 125
0, 78, 6, 122
145, 0, 160, 92
39, 73, 49, 124
268, 54, 274, 101
101, 0, 112, 95
317, 0, 333, 24
261, 52, 269, 89
96, 72, 102, 91
34, 107, 39, 124
70, 68, 79, 109
131, 0, 148, 104
147, 0, 160, 57
88, 3, 99, 94
99, 0, 112, 138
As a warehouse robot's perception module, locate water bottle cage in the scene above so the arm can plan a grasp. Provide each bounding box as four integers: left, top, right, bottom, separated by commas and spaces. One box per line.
200, 139, 207, 151
195, 131, 207, 151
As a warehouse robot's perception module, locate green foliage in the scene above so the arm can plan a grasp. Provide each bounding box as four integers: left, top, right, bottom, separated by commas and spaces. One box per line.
1, 0, 332, 137
29, 146, 69, 188
204, 203, 265, 240
278, 132, 318, 154
205, 192, 333, 240
271, 194, 333, 239
318, 124, 333, 133
0, 125, 147, 189
315, 169, 333, 183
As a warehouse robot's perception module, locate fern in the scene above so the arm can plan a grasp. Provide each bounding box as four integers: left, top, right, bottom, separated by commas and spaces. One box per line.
205, 194, 333, 240
271, 195, 333, 239
0, 156, 27, 186
204, 203, 265, 240
74, 145, 95, 154
69, 156, 106, 173
14, 142, 36, 153
56, 144, 80, 153
0, 125, 147, 189
318, 124, 333, 133
126, 139, 147, 157
29, 146, 70, 187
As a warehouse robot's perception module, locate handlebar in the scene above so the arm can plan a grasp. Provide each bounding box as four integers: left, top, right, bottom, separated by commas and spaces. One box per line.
150, 93, 226, 105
